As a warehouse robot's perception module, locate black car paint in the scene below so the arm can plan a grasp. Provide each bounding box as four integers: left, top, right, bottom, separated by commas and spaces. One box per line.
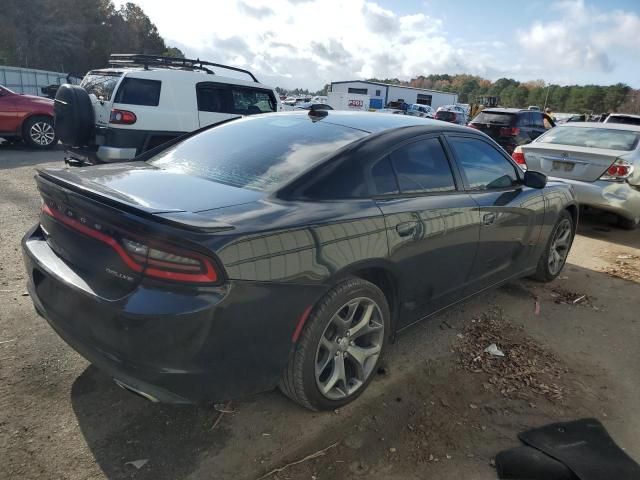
470, 108, 555, 154
23, 111, 577, 404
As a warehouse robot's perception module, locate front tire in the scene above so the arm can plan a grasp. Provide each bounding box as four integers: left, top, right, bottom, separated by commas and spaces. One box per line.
279, 278, 390, 411
23, 116, 57, 149
531, 210, 575, 282
617, 215, 639, 230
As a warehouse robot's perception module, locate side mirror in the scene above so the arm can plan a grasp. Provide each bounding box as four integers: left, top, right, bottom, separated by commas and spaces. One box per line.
523, 170, 547, 189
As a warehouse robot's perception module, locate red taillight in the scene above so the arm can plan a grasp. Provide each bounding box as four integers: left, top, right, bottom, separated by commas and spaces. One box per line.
42, 203, 218, 284
511, 146, 527, 170
600, 158, 633, 181
500, 127, 520, 137
109, 109, 137, 125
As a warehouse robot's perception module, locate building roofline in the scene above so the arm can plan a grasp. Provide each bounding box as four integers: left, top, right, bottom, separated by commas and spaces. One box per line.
330, 80, 458, 96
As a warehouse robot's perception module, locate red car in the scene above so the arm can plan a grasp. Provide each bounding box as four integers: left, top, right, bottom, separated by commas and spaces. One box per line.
0, 85, 57, 148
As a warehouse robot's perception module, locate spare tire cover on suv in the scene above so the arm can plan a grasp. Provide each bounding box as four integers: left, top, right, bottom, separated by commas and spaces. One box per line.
54, 84, 94, 147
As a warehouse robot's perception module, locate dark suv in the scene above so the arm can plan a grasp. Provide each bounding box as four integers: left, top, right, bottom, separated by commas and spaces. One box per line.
469, 108, 555, 154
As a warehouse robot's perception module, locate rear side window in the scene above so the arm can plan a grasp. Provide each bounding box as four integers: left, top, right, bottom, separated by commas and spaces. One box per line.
230, 88, 276, 115
390, 138, 456, 194
197, 86, 227, 112
448, 137, 518, 190
81, 72, 122, 101
472, 112, 515, 126
371, 157, 399, 195
114, 78, 161, 106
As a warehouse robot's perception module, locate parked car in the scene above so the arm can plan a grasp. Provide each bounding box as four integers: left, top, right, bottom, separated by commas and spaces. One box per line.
435, 109, 466, 125
406, 104, 435, 118
469, 108, 555, 154
0, 85, 57, 148
55, 54, 281, 166
604, 113, 640, 126
295, 102, 334, 111
23, 110, 577, 410
518, 122, 640, 229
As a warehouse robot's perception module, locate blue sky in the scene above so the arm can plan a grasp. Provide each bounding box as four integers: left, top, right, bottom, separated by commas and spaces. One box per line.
116, 0, 640, 89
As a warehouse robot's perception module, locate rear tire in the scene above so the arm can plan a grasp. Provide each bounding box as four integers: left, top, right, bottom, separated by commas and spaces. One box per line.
22, 116, 57, 149
617, 215, 639, 230
279, 278, 390, 411
531, 210, 575, 282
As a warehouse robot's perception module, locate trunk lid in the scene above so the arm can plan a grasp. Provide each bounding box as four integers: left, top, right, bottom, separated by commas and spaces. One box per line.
38, 164, 263, 214
521, 143, 619, 182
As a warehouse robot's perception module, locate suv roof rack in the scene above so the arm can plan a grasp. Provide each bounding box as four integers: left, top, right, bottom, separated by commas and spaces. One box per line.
108, 54, 259, 83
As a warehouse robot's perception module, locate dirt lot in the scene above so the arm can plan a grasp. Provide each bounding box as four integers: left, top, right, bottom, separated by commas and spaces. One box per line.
1, 144, 639, 480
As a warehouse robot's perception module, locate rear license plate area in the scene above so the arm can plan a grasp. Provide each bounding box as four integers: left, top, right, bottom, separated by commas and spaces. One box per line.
552, 161, 574, 172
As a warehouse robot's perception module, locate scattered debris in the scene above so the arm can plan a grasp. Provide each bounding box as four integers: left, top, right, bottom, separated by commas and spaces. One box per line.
210, 400, 233, 431
256, 442, 339, 479
454, 309, 568, 401
0, 338, 17, 345
125, 459, 149, 469
21, 292, 29, 297
389, 447, 397, 453
550, 287, 592, 306
534, 300, 541, 316
484, 343, 505, 357
603, 255, 640, 282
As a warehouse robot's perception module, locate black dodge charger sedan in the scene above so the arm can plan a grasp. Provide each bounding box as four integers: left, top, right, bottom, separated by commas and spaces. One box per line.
22, 111, 577, 410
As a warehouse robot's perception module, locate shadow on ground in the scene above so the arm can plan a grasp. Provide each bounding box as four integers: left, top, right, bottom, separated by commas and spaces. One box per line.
71, 366, 230, 480
0, 141, 64, 170
576, 210, 640, 249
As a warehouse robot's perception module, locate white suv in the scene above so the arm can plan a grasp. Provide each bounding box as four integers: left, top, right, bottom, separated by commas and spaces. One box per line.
54, 54, 281, 165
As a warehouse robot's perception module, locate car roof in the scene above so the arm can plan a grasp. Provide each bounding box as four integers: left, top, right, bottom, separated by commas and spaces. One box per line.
305, 110, 469, 133
608, 113, 640, 119
555, 121, 640, 132
481, 108, 526, 114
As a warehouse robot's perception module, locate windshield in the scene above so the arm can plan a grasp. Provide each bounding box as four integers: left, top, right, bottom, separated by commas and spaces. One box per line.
148, 115, 367, 192
537, 126, 640, 151
472, 112, 515, 125
607, 115, 640, 126
80, 72, 122, 100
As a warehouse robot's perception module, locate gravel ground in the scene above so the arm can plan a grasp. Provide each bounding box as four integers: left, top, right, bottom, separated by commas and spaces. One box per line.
1, 144, 639, 480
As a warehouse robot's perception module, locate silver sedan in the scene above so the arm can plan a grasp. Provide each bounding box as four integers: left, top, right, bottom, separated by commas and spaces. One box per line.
518, 122, 640, 229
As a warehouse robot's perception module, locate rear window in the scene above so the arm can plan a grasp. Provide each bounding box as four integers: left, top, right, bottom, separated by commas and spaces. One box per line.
537, 126, 640, 151
148, 115, 366, 192
471, 111, 515, 126
436, 111, 456, 121
81, 72, 122, 101
231, 88, 276, 114
606, 115, 640, 126
114, 78, 161, 106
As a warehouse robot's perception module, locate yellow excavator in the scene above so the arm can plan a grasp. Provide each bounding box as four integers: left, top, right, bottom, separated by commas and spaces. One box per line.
469, 95, 500, 119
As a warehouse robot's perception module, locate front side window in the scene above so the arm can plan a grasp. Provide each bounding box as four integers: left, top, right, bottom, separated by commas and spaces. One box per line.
448, 137, 519, 190
114, 78, 161, 106
390, 138, 456, 194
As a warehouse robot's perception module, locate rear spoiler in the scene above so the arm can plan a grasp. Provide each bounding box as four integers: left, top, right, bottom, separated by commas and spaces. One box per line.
36, 171, 234, 233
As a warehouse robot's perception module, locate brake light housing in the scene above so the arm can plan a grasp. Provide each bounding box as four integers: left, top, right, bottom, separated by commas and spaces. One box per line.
41, 202, 219, 284
110, 109, 137, 125
600, 158, 634, 181
500, 127, 520, 137
511, 146, 527, 170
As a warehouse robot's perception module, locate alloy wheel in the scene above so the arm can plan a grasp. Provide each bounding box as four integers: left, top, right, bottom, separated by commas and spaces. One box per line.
30, 121, 55, 146
315, 297, 384, 400
548, 219, 572, 275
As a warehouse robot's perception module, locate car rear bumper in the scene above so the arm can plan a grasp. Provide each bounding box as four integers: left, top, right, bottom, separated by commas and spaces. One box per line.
22, 225, 325, 404
549, 177, 640, 221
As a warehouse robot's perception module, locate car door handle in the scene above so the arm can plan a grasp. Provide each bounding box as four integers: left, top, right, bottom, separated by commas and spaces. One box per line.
396, 221, 418, 237
483, 213, 496, 225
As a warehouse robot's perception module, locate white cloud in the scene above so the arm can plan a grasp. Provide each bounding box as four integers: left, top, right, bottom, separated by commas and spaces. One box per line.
517, 0, 640, 76
115, 0, 640, 89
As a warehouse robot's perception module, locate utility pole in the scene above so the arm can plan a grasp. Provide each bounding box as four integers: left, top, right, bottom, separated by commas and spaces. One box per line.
543, 85, 551, 110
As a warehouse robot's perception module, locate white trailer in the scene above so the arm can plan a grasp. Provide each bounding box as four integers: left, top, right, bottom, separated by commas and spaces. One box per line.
327, 92, 370, 111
